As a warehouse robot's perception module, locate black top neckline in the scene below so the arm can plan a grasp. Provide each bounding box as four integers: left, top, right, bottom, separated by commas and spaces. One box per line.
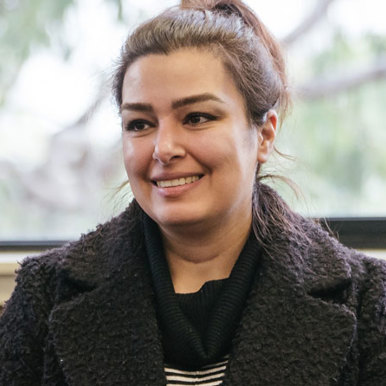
175, 277, 229, 296
143, 213, 262, 368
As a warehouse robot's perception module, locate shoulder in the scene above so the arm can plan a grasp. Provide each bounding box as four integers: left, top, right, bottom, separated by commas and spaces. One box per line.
287, 219, 386, 383
7, 200, 145, 309
302, 216, 385, 274
301, 216, 383, 270
296, 217, 386, 304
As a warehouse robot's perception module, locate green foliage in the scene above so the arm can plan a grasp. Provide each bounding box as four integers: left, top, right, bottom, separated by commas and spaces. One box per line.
366, 33, 386, 57
309, 30, 386, 76
0, 0, 74, 105
1, 0, 386, 239
311, 31, 355, 76
276, 31, 386, 216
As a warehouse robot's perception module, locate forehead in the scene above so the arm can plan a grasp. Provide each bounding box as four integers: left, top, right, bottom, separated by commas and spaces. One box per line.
121, 48, 244, 108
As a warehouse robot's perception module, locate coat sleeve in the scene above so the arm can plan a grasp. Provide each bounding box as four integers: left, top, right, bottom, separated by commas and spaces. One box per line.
0, 254, 57, 385
357, 256, 386, 385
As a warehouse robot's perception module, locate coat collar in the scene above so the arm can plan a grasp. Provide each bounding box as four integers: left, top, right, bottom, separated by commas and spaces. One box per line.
50, 202, 167, 384
49, 202, 356, 385
225, 224, 355, 385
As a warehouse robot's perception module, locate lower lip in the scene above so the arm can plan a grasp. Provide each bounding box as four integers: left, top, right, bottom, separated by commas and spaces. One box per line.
153, 177, 203, 198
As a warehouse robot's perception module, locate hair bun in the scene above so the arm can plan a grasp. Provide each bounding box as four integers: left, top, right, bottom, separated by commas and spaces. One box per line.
180, 0, 254, 29
213, 2, 243, 17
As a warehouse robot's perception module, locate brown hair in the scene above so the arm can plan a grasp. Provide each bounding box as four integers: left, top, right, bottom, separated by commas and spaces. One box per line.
113, 0, 290, 124
113, 0, 305, 248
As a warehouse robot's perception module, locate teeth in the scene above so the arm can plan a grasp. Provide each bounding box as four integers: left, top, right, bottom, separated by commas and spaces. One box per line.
157, 175, 200, 188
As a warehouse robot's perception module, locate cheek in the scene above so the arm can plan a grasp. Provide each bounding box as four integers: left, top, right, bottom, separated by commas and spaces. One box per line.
193, 133, 245, 172
192, 136, 228, 170
122, 138, 151, 178
122, 139, 134, 174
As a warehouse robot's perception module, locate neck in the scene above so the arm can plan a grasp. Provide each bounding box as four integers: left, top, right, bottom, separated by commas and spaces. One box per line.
159, 211, 252, 294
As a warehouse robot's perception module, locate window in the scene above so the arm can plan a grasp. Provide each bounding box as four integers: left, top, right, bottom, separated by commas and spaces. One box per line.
1, 0, 386, 241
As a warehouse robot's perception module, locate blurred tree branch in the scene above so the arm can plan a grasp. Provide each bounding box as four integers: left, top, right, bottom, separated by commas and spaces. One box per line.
297, 58, 386, 99
2, 0, 386, 229
282, 0, 337, 46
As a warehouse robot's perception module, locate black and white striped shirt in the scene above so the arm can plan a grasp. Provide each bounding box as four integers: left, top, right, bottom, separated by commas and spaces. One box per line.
165, 357, 228, 385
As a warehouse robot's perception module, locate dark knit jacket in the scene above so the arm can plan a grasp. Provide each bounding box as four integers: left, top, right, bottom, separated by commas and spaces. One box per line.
1, 198, 386, 385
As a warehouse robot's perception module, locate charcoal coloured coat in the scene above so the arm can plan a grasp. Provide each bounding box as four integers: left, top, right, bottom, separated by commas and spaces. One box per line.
1, 200, 386, 385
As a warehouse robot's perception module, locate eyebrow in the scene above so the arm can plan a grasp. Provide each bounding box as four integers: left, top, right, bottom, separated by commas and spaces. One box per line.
120, 93, 225, 113
171, 93, 225, 109
120, 103, 153, 114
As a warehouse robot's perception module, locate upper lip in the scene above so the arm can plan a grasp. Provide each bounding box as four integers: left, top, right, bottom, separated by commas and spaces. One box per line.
151, 172, 203, 182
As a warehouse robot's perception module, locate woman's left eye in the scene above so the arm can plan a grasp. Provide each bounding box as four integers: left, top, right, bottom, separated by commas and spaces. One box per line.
184, 113, 216, 126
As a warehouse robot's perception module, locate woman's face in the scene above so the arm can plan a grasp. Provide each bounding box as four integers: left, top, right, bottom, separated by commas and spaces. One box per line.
121, 48, 276, 232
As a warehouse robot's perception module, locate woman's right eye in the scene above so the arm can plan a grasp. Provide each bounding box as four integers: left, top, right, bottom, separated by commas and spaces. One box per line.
125, 120, 152, 132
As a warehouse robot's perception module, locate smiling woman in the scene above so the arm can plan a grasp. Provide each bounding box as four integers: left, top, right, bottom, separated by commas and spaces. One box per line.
1, 0, 386, 385
121, 48, 269, 291
121, 50, 265, 225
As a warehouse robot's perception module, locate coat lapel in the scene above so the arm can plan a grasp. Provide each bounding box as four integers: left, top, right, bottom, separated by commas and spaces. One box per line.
50, 253, 166, 385
225, 230, 356, 385
49, 203, 167, 385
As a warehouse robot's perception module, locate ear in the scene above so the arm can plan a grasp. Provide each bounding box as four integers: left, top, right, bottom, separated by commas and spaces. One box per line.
257, 110, 277, 164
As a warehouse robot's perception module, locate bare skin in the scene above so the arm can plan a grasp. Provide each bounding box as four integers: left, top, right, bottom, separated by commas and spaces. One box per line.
160, 204, 253, 293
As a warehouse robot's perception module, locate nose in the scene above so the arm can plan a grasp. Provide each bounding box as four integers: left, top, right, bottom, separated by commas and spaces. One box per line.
152, 120, 186, 165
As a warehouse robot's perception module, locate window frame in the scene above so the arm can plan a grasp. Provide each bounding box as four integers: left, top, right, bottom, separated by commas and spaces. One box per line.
1, 218, 385, 252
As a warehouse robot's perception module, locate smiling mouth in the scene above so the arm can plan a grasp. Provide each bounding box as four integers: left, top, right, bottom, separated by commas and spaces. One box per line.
154, 175, 202, 188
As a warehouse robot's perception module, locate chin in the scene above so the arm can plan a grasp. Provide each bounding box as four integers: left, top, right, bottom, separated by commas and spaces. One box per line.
151, 209, 205, 229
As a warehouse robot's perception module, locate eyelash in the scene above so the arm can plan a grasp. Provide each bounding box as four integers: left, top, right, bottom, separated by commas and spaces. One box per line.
125, 119, 153, 132
183, 112, 217, 125
124, 112, 217, 132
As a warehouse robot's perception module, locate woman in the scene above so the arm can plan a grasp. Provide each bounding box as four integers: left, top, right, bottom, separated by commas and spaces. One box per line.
1, 1, 386, 385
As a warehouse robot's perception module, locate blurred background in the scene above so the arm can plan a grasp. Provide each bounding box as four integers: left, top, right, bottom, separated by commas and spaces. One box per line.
1, 0, 386, 241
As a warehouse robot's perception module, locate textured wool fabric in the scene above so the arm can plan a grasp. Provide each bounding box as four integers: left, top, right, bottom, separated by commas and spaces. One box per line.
1, 186, 386, 385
